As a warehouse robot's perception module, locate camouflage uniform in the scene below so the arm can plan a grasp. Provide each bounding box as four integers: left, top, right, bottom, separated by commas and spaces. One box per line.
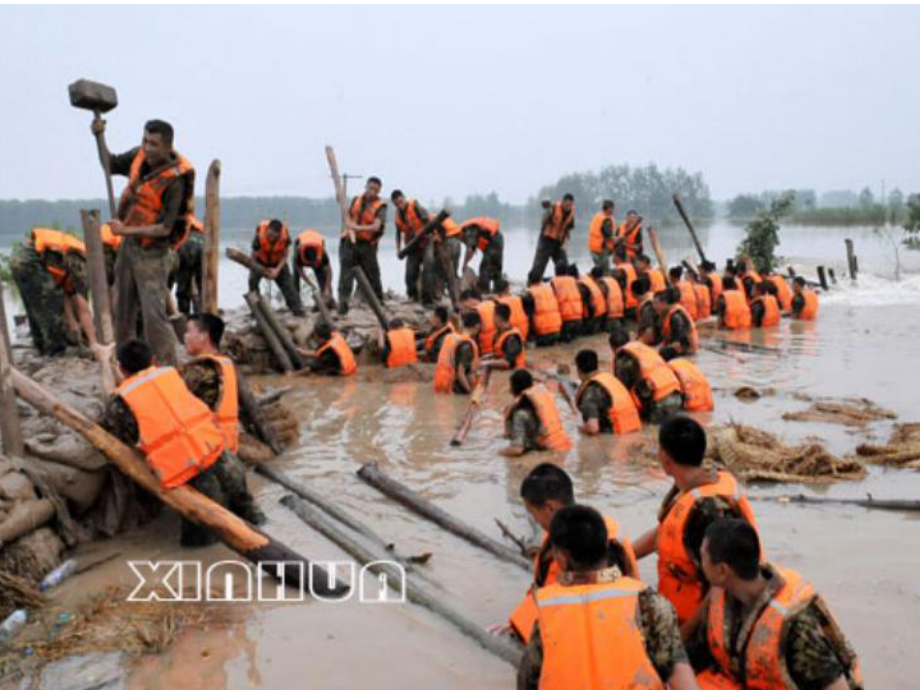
576, 380, 615, 433
615, 351, 683, 423
249, 234, 304, 315
172, 230, 203, 315
462, 226, 504, 294
505, 405, 542, 452
517, 565, 688, 689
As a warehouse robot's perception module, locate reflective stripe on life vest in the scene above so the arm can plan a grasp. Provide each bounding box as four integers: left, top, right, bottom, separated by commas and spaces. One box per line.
493, 327, 526, 369
254, 220, 290, 267
434, 333, 479, 394
620, 341, 681, 404
198, 354, 240, 454
316, 332, 357, 376
528, 284, 563, 336
661, 304, 700, 353
296, 229, 325, 268
505, 385, 572, 451
551, 276, 583, 323
385, 327, 418, 369
576, 372, 641, 434
668, 358, 714, 412
598, 276, 625, 319
721, 290, 752, 330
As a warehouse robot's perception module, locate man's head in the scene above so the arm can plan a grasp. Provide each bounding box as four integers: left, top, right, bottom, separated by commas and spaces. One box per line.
608, 326, 630, 353
314, 321, 333, 342
701, 519, 762, 588
494, 302, 512, 329
390, 189, 406, 210
723, 277, 738, 291
365, 176, 382, 200
754, 282, 769, 297
632, 276, 650, 298
626, 210, 639, 224
510, 368, 533, 397
793, 276, 806, 293
459, 288, 480, 309
430, 305, 449, 328
658, 415, 707, 476
495, 277, 511, 295
117, 339, 153, 377
303, 245, 318, 264
561, 193, 575, 211
461, 311, 481, 337
550, 505, 609, 574
602, 199, 614, 214
388, 317, 405, 331
589, 266, 604, 281
635, 255, 652, 271
266, 219, 284, 244
668, 266, 683, 284
575, 349, 599, 380
520, 463, 575, 530
566, 263, 580, 278
700, 260, 717, 274
184, 313, 225, 355
142, 119, 174, 167
653, 289, 671, 315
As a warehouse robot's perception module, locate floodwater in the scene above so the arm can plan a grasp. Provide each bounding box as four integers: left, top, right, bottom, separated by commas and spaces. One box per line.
5, 222, 920, 689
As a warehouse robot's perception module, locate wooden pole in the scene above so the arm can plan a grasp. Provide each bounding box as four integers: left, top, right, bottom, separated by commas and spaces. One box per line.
80, 210, 114, 344
325, 146, 354, 243
816, 266, 829, 291
397, 210, 451, 260
450, 368, 491, 446
672, 194, 708, 264
255, 296, 306, 369
0, 282, 24, 456
301, 273, 335, 327
281, 494, 523, 666
845, 238, 858, 281
244, 292, 293, 373
646, 226, 668, 272
237, 369, 284, 454
435, 239, 461, 312
357, 463, 530, 570
9, 367, 347, 597
91, 112, 118, 219
757, 493, 920, 513
226, 247, 268, 277
202, 160, 222, 313
354, 266, 389, 328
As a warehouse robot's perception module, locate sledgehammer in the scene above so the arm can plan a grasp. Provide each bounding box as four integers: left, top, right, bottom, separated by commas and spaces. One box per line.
68, 79, 119, 218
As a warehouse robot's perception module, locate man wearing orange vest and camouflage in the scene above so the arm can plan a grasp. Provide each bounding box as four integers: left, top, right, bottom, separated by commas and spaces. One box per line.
500, 370, 571, 456
587, 199, 616, 271
249, 219, 305, 316
294, 321, 357, 377
656, 287, 699, 360
292, 228, 335, 311
391, 190, 431, 303
617, 209, 644, 260
377, 318, 418, 369
422, 306, 455, 362
339, 176, 387, 314
632, 416, 760, 632
790, 276, 819, 320
574, 349, 641, 436
527, 194, 575, 284
433, 312, 481, 394
610, 330, 684, 423
101, 339, 263, 546
517, 504, 701, 690
480, 303, 525, 371
94, 118, 193, 365
689, 520, 863, 690
460, 216, 504, 293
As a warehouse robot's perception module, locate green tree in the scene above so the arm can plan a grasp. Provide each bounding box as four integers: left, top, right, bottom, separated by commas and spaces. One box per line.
903, 193, 920, 237
858, 186, 875, 208
736, 192, 795, 274
727, 194, 765, 219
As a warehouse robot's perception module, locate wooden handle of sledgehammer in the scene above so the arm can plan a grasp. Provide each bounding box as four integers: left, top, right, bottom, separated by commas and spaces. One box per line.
92, 111, 118, 219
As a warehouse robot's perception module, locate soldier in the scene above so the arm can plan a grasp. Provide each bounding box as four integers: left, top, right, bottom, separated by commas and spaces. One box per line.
249, 219, 304, 316
460, 216, 503, 294
171, 216, 204, 315
527, 194, 575, 284
338, 176, 387, 314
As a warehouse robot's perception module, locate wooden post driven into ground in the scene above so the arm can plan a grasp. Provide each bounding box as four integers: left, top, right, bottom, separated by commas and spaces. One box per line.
672, 194, 708, 265
244, 292, 293, 373
845, 238, 858, 281
202, 159, 222, 313
647, 226, 668, 272
0, 282, 24, 456
325, 146, 353, 243
79, 209, 114, 345
354, 267, 389, 328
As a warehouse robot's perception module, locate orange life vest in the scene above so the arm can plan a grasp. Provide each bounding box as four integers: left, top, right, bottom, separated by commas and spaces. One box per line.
510, 515, 639, 643
116, 366, 224, 489
646, 268, 667, 294
598, 276, 625, 319
395, 200, 425, 239
797, 290, 819, 320
296, 229, 325, 268
535, 577, 664, 690
254, 220, 290, 268
658, 471, 758, 623
587, 212, 614, 253
197, 354, 240, 454
118, 148, 195, 247
706, 273, 724, 309
615, 262, 638, 309
505, 385, 572, 451
99, 223, 123, 250
528, 284, 563, 337
542, 202, 573, 242
661, 304, 700, 353
765, 275, 793, 311
576, 372, 641, 434
721, 290, 752, 330
494, 328, 526, 369
475, 301, 497, 355
31, 228, 86, 288
753, 294, 781, 327
497, 295, 529, 341
617, 220, 643, 258
316, 332, 357, 376
349, 195, 385, 243
676, 280, 699, 320
668, 358, 714, 412
620, 341, 681, 406
424, 323, 455, 361
577, 275, 606, 321
436, 216, 462, 242
551, 276, 583, 323
694, 283, 712, 319
741, 268, 763, 285
460, 217, 501, 251
434, 333, 479, 394
385, 327, 418, 369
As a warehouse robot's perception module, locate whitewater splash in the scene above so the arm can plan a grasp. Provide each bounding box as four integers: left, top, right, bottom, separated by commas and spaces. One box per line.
820, 270, 920, 306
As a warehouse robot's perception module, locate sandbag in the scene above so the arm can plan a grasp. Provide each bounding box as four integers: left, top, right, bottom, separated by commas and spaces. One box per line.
0, 526, 64, 582
0, 500, 55, 549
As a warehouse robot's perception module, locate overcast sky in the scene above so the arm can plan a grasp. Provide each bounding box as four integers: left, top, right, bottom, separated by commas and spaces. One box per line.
1, 5, 918, 204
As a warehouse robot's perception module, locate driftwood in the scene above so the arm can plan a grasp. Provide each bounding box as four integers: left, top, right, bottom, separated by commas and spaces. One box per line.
762, 493, 920, 513
0, 281, 24, 456
256, 386, 293, 407
202, 159, 221, 313
227, 247, 269, 277
354, 266, 389, 328
451, 368, 492, 446
396, 209, 451, 260
10, 367, 346, 598
237, 369, 284, 455
244, 292, 293, 373
672, 194, 708, 264
494, 518, 533, 559
280, 493, 523, 666
256, 296, 306, 369
357, 462, 529, 570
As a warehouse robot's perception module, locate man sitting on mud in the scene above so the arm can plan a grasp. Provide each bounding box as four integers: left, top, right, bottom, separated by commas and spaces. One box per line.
500, 369, 571, 456
101, 339, 265, 547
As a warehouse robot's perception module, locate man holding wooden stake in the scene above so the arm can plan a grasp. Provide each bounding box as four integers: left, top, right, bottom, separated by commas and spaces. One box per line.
338, 176, 387, 314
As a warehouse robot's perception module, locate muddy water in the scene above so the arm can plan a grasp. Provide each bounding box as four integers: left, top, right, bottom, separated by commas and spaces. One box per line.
7, 224, 920, 688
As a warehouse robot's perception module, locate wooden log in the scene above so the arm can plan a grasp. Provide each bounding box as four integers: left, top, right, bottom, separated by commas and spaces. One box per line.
280, 493, 523, 667
396, 210, 451, 260
237, 369, 283, 455
845, 238, 858, 280
763, 493, 920, 513
0, 281, 24, 456
255, 295, 306, 369
354, 266, 389, 328
817, 266, 829, 291
672, 194, 708, 264
357, 462, 529, 570
325, 146, 354, 243
202, 160, 222, 313
79, 210, 114, 345
227, 247, 268, 277
244, 292, 293, 373
646, 226, 668, 273
450, 368, 492, 446
300, 272, 335, 327
256, 386, 293, 407
9, 367, 346, 598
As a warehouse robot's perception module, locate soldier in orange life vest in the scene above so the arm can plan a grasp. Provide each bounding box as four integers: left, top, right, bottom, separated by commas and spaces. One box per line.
100, 339, 259, 547
459, 288, 497, 356
481, 302, 525, 371
292, 228, 336, 311
93, 118, 192, 366
631, 416, 760, 632
669, 266, 700, 321
433, 311, 481, 394
376, 318, 418, 369
636, 254, 668, 295
617, 209, 644, 260
574, 349, 641, 436
460, 216, 504, 294
550, 266, 584, 343
167, 215, 204, 315
689, 519, 863, 690
699, 261, 723, 314
574, 265, 607, 335
517, 504, 700, 690
751, 281, 781, 328
592, 267, 626, 332
610, 330, 684, 423
790, 276, 819, 320
633, 277, 660, 345
492, 464, 641, 642
668, 358, 714, 412
522, 278, 562, 347
391, 190, 431, 303
527, 194, 575, 284
717, 277, 752, 330
338, 176, 387, 315
294, 321, 357, 377
179, 313, 266, 526
656, 287, 699, 360
500, 369, 572, 456
587, 199, 616, 271
249, 219, 304, 316
494, 278, 530, 341
688, 269, 713, 320
422, 306, 455, 362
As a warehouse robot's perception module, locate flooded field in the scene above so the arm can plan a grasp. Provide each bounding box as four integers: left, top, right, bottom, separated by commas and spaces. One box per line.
3, 222, 920, 689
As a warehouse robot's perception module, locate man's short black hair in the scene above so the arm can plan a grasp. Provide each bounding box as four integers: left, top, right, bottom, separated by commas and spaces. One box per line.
666, 286, 681, 304
627, 209, 638, 215
602, 199, 614, 211
520, 463, 575, 507
390, 189, 404, 202
367, 176, 382, 187
704, 518, 761, 581
653, 289, 670, 304
388, 317, 405, 329
590, 267, 604, 280
562, 193, 575, 203
609, 327, 630, 351
794, 276, 806, 288
567, 263, 580, 278
462, 311, 481, 329
495, 302, 511, 322
575, 349, 599, 375
495, 278, 510, 294
268, 219, 284, 233
144, 119, 174, 146
459, 288, 478, 302
550, 505, 608, 571
669, 266, 683, 281
188, 312, 225, 348
723, 277, 738, 291
434, 305, 450, 323
636, 254, 652, 267
659, 414, 707, 466
632, 276, 650, 296
510, 368, 533, 396
701, 260, 717, 272
117, 339, 153, 375
315, 321, 333, 341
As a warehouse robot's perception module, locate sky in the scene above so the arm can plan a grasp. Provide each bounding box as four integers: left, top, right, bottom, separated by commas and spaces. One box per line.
1, 4, 918, 204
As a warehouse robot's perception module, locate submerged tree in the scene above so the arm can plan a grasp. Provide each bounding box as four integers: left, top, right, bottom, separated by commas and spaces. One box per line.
904, 193, 920, 247
736, 192, 795, 274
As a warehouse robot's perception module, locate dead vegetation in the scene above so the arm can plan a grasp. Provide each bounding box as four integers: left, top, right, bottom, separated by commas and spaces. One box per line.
855, 423, 920, 469
782, 398, 897, 427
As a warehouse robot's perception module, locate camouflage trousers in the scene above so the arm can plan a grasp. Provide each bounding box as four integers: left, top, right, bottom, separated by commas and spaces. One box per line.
9, 244, 67, 357
248, 263, 304, 315
168, 232, 203, 315
477, 234, 504, 294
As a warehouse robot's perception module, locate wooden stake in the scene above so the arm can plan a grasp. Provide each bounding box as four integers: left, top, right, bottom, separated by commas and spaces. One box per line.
255, 296, 306, 369
647, 226, 668, 272
79, 210, 114, 344
202, 160, 222, 313
244, 292, 293, 373
450, 368, 492, 446
226, 247, 268, 277
9, 367, 347, 598
0, 282, 24, 456
237, 369, 283, 454
396, 210, 451, 260
672, 194, 708, 264
325, 146, 354, 243
845, 238, 858, 281
817, 266, 829, 291
354, 266, 389, 328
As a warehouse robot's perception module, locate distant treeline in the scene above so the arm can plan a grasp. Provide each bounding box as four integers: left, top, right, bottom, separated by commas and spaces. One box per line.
727, 186, 912, 226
